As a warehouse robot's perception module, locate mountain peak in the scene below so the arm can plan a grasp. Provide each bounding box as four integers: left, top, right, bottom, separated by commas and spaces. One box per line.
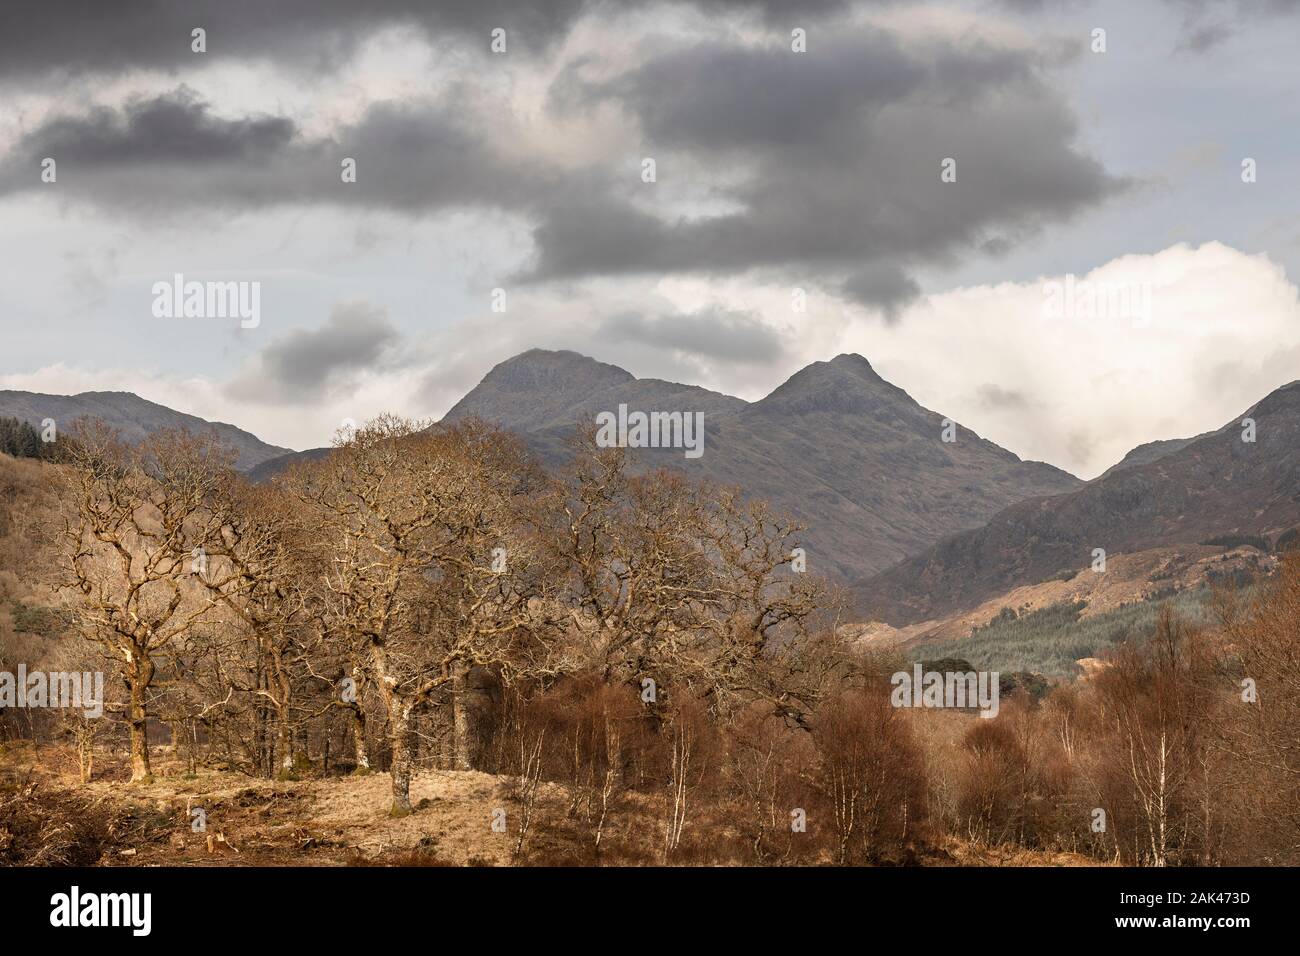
826, 352, 885, 377
481, 349, 635, 392
756, 353, 911, 416
443, 349, 636, 431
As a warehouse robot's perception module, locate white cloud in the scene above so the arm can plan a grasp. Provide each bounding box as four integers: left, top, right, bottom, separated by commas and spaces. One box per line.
839, 241, 1300, 478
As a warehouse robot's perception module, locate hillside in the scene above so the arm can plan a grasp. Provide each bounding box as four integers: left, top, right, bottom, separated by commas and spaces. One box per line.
854, 381, 1300, 623
0, 390, 290, 472
246, 446, 334, 483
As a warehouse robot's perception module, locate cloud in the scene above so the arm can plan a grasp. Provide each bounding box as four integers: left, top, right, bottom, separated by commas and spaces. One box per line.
0, 1, 591, 81
22, 88, 295, 164
1, 17, 1123, 308
1178, 22, 1236, 53
1002, 0, 1300, 55
1173, 1, 1300, 54
580, 31, 929, 152
841, 264, 922, 321
599, 308, 785, 362
225, 301, 401, 404
835, 242, 1300, 478
525, 27, 1125, 296
974, 383, 1030, 411
0, 88, 563, 215
0, 0, 871, 84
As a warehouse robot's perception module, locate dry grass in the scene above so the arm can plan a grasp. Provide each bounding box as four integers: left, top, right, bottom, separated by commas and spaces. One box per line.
0, 742, 529, 866
0, 740, 1104, 867
937, 835, 1108, 867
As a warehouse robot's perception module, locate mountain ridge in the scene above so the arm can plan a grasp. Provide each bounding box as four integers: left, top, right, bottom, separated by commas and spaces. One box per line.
441, 349, 1083, 578
853, 379, 1300, 624
20, 353, 1291, 600
0, 388, 290, 472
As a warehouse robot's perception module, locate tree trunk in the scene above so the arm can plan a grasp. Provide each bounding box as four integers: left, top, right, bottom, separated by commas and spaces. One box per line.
254, 655, 272, 777
277, 711, 293, 775
274, 648, 294, 775
350, 702, 370, 771
77, 725, 95, 783
126, 652, 154, 783
367, 643, 413, 814
452, 662, 474, 770
388, 703, 417, 816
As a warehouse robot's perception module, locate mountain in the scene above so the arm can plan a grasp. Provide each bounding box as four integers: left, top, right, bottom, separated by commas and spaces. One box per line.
0, 390, 290, 472
444, 347, 750, 432
444, 349, 1082, 579
245, 446, 334, 482
251, 349, 751, 480
1096, 434, 1202, 480
854, 381, 1300, 624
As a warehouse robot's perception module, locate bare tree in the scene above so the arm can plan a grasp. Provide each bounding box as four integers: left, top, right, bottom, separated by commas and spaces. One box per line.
549, 431, 826, 719
1213, 552, 1300, 862
1090, 607, 1211, 866
289, 416, 556, 814
58, 422, 231, 782
812, 687, 928, 865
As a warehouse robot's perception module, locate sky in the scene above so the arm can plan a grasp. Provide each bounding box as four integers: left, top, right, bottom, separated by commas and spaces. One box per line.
1, 0, 1298, 478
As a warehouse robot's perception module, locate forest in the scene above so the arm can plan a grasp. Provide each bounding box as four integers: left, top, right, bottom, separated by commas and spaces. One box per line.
0, 418, 1297, 867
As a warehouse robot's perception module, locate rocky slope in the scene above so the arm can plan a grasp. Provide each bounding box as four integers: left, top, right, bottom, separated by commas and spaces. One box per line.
854, 381, 1300, 623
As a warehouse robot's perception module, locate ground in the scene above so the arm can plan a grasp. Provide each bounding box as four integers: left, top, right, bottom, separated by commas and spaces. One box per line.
1, 741, 523, 866
0, 741, 1101, 867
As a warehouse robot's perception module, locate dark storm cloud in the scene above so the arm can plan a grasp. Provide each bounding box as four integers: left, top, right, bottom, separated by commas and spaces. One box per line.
0, 0, 858, 81
0, 0, 591, 80
0, 19, 1126, 314
579, 32, 928, 151
0, 89, 562, 214
16, 89, 294, 165
841, 263, 921, 321
526, 29, 1125, 291
226, 301, 400, 403
600, 308, 784, 362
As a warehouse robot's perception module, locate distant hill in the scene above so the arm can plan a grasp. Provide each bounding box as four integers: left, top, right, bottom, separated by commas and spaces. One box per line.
440, 349, 1082, 579
0, 390, 290, 472
246, 446, 334, 483
854, 381, 1300, 623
